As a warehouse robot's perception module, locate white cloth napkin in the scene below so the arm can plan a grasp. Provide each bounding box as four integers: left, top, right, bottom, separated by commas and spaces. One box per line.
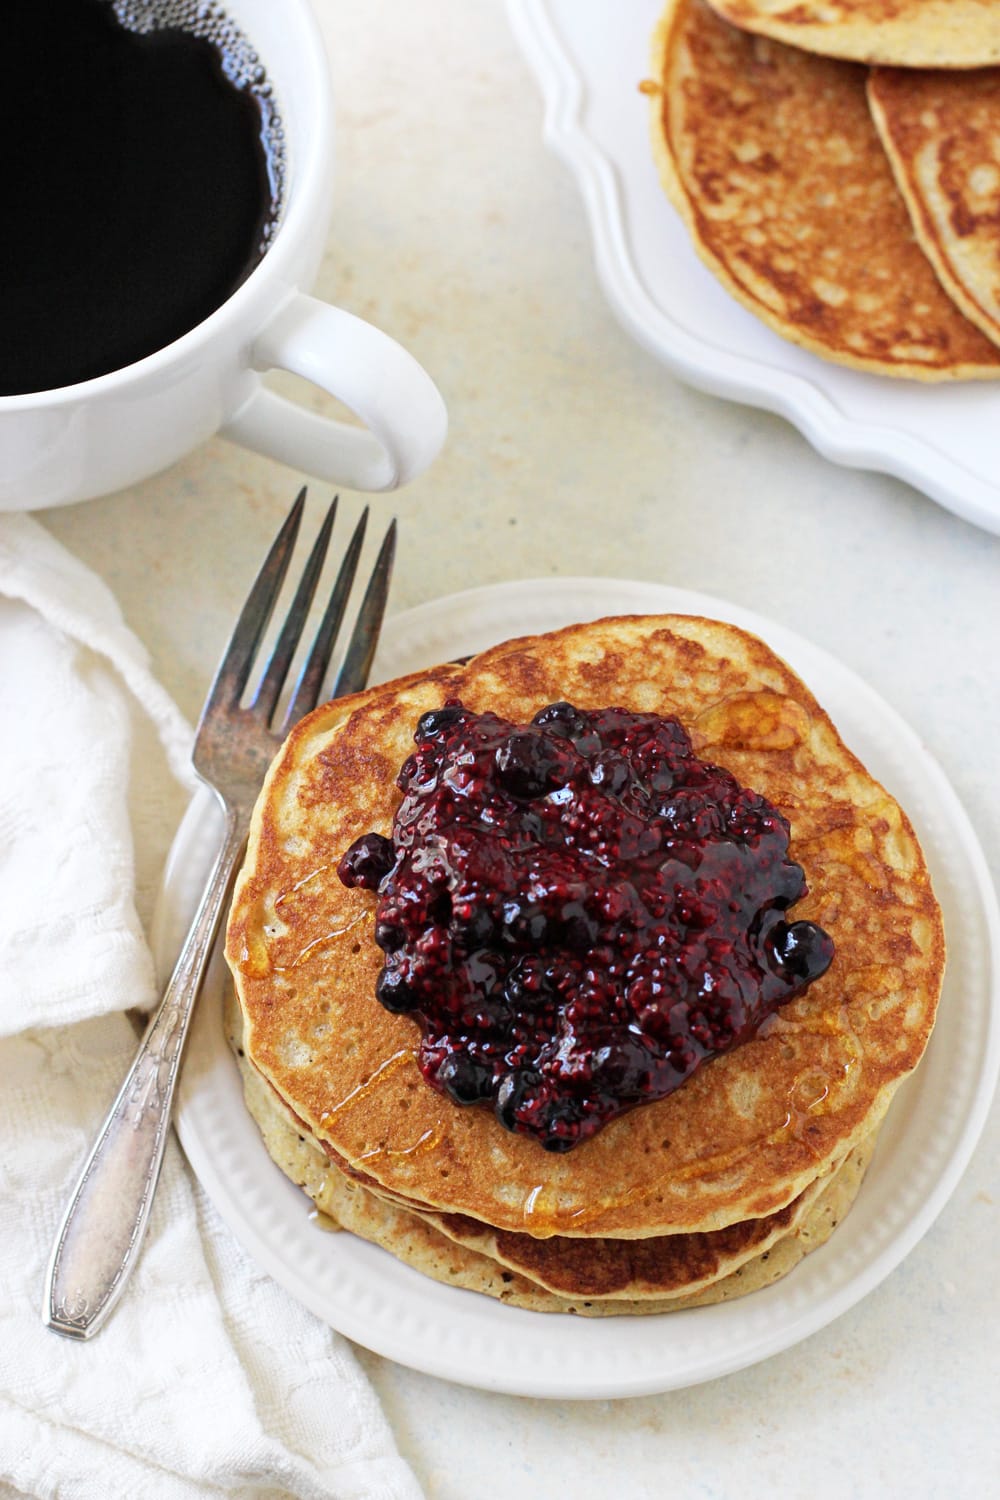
0, 514, 423, 1500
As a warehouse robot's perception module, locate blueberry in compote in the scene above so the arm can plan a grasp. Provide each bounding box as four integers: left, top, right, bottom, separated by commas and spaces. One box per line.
589, 749, 630, 797
591, 1037, 654, 1096
559, 901, 598, 952
501, 899, 551, 947
536, 1098, 584, 1153
338, 698, 835, 1150
532, 700, 587, 739
466, 948, 506, 991
429, 890, 453, 925
437, 1053, 494, 1104
494, 730, 569, 799
503, 956, 551, 1008
415, 702, 469, 742
374, 919, 405, 953
767, 920, 835, 982
375, 966, 418, 1012
450, 903, 496, 950
494, 1068, 543, 1132
337, 832, 394, 890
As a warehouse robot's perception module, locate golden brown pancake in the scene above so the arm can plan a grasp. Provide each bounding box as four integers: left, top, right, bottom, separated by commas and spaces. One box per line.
226, 614, 944, 1243
869, 66, 1000, 349
229, 1006, 878, 1313
394, 1166, 836, 1299
228, 997, 878, 1313
332, 1140, 876, 1315
647, 0, 1000, 378
228, 977, 865, 1301
701, 0, 1000, 69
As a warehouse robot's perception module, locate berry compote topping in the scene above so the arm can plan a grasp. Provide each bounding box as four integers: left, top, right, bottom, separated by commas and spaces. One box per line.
337, 700, 834, 1152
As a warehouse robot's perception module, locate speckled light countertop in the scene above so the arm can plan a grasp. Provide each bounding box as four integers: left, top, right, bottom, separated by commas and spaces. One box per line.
41, 2, 1000, 1495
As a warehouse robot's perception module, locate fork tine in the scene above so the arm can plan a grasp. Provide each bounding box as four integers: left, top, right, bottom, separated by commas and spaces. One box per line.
282, 506, 370, 728
252, 496, 337, 724
206, 487, 307, 708
331, 518, 397, 700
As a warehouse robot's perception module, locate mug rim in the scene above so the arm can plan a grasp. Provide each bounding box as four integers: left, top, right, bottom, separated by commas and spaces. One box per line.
0, 0, 333, 413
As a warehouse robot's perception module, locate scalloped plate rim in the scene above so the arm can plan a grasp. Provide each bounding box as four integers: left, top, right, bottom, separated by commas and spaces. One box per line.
504, 0, 1000, 536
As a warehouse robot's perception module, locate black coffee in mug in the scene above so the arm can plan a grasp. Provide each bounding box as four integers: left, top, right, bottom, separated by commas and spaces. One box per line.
2, 0, 284, 397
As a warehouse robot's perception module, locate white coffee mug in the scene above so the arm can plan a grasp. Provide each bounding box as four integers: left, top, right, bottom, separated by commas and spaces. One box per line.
0, 0, 447, 512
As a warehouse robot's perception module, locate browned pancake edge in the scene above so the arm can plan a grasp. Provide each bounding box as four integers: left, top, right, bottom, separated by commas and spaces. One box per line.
647, 0, 1000, 378
226, 613, 944, 1240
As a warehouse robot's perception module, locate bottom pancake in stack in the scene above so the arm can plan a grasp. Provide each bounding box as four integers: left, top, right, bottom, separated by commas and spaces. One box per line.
225, 615, 944, 1315
227, 988, 879, 1313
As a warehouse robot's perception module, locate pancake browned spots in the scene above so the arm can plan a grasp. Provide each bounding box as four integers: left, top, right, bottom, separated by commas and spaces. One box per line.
869, 66, 1000, 352
647, 0, 1000, 378
227, 989, 880, 1315
226, 614, 944, 1243
227, 988, 879, 1312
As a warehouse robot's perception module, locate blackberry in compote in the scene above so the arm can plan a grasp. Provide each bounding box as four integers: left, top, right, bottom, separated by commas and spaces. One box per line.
338, 698, 834, 1151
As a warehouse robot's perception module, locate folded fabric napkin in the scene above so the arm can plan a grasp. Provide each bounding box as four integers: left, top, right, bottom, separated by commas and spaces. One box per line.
0, 514, 423, 1500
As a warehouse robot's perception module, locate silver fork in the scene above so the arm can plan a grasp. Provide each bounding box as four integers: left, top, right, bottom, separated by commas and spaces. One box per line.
43, 489, 396, 1341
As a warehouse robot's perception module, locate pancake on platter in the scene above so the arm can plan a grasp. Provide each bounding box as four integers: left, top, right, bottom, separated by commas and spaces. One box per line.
228, 1000, 879, 1314
226, 614, 944, 1264
700, 0, 1000, 69
869, 66, 1000, 350
646, 0, 1000, 378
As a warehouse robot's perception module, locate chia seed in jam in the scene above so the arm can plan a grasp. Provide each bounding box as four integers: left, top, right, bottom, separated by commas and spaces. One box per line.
337, 700, 834, 1152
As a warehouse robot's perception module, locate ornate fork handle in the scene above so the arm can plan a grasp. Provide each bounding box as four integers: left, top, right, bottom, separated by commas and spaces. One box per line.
43, 495, 395, 1339
43, 796, 246, 1340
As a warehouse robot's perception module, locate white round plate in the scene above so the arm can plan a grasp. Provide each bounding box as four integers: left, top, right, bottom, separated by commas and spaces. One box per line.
506, 0, 1000, 536
158, 579, 1000, 1398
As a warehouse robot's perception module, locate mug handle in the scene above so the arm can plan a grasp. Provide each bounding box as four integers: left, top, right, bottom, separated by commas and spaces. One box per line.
221, 293, 448, 491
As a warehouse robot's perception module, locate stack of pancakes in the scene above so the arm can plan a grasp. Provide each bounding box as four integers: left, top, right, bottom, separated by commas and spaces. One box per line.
225, 616, 945, 1315
648, 0, 1000, 378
